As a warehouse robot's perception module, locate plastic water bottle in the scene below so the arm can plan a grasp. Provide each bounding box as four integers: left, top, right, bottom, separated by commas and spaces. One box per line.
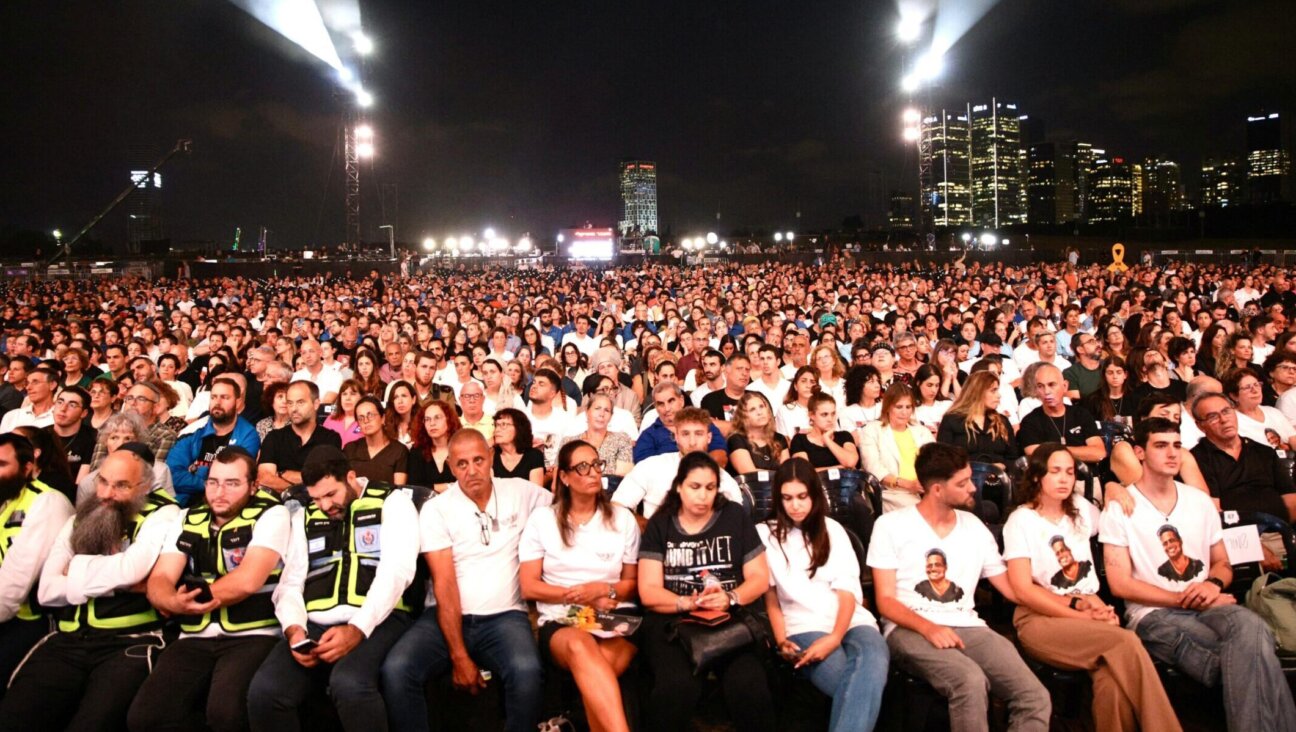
700, 569, 723, 593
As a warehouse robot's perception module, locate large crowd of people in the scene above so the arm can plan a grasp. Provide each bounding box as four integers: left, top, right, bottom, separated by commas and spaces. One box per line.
0, 255, 1294, 731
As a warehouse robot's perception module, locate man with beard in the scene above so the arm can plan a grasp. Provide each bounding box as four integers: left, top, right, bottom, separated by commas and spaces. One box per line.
0, 433, 75, 698
868, 442, 1050, 732
0, 445, 178, 729
256, 381, 341, 494
167, 376, 262, 507
247, 446, 416, 732
129, 448, 289, 732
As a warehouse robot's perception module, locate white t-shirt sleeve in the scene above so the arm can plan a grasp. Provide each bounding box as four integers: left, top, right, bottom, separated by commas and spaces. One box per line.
249, 505, 292, 555
421, 495, 454, 553
978, 521, 1007, 578
611, 462, 650, 513
864, 513, 899, 570
518, 508, 549, 563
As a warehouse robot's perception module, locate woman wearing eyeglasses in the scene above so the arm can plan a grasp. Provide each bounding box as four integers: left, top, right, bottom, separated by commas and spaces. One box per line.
344, 396, 409, 485
493, 408, 546, 486
85, 377, 118, 431
408, 400, 460, 493
520, 441, 641, 732
1225, 366, 1296, 451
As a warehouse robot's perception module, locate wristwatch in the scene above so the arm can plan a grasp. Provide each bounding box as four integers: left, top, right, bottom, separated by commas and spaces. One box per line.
1068, 596, 1082, 610
726, 590, 740, 607
607, 584, 618, 601
1205, 577, 1225, 590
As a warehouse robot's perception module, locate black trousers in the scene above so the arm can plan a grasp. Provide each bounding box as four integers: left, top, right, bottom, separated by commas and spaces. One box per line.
0, 618, 50, 700
638, 612, 775, 732
127, 634, 278, 732
0, 630, 166, 732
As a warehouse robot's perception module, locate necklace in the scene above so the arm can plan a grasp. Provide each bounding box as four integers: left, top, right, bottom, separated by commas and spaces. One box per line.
1049, 411, 1068, 441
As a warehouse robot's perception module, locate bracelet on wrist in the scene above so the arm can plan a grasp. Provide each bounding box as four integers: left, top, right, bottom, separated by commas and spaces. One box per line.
1205, 577, 1226, 590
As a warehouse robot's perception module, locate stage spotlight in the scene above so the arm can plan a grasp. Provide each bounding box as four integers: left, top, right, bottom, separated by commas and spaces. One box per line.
352, 32, 373, 55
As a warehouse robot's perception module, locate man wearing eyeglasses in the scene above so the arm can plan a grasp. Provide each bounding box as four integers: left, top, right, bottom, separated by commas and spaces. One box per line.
458, 382, 493, 439
247, 445, 416, 732
0, 366, 56, 434
166, 377, 261, 507
382, 429, 551, 732
130, 448, 288, 732
91, 380, 178, 466
47, 385, 96, 483
1191, 391, 1296, 524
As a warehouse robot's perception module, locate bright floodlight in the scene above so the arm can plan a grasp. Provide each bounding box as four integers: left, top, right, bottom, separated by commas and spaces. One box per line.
484, 227, 496, 239
355, 124, 373, 140
903, 127, 920, 142
356, 142, 375, 158
915, 49, 943, 82
980, 232, 997, 246
682, 238, 693, 250
517, 237, 532, 251
901, 73, 920, 93
337, 67, 354, 84
556, 234, 565, 243
706, 232, 718, 245
444, 236, 457, 250
52, 229, 62, 239
355, 89, 374, 107
352, 32, 373, 55
422, 237, 435, 251
902, 108, 921, 124
785, 232, 794, 241
897, 15, 923, 43
774, 232, 783, 242
229, 0, 343, 70
961, 232, 973, 242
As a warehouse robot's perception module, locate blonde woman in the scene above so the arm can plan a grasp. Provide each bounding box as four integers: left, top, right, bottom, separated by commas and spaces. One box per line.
860, 383, 934, 512
811, 344, 847, 407
936, 370, 1019, 466
728, 392, 791, 474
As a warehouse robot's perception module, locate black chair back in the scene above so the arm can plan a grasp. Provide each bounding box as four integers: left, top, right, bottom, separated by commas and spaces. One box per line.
736, 471, 776, 520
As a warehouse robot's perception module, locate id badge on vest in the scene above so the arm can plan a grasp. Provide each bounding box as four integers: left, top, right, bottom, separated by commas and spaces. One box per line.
355, 525, 382, 554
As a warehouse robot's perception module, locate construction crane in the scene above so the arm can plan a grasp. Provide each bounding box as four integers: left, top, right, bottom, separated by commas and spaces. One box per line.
48, 138, 193, 264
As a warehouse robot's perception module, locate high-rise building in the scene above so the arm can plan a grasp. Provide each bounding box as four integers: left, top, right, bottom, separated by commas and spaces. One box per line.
969, 100, 1028, 227
1027, 142, 1077, 226
1089, 157, 1137, 223
1246, 112, 1291, 204
1065, 142, 1100, 223
888, 191, 915, 231
919, 110, 972, 227
1140, 156, 1185, 225
618, 160, 658, 236
1200, 158, 1243, 207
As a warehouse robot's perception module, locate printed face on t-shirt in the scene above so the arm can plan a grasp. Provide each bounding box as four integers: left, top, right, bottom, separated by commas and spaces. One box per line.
1155, 525, 1205, 582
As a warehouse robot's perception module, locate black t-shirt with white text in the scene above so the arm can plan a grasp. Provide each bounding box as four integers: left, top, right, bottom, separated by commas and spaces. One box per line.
638, 501, 764, 597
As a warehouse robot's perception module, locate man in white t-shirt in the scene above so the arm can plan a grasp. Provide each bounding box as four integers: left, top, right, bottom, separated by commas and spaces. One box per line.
560, 315, 599, 358
523, 368, 575, 472
748, 344, 789, 407
1099, 418, 1296, 731
380, 430, 551, 732
291, 339, 343, 404
612, 407, 742, 521
867, 442, 1050, 732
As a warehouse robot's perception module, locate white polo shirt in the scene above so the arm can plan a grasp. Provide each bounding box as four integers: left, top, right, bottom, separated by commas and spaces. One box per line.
420, 477, 553, 614
611, 452, 743, 518
518, 504, 640, 626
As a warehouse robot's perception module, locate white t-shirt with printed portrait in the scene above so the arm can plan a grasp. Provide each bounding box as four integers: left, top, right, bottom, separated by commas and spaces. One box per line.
866, 506, 1005, 635
1097, 482, 1221, 628
518, 504, 640, 626
1003, 497, 1102, 597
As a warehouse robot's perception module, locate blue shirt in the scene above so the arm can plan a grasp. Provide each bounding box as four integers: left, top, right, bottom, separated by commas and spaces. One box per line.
632, 418, 726, 463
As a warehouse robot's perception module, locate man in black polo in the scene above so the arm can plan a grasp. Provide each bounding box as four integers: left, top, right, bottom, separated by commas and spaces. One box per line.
1190, 391, 1296, 522
256, 381, 341, 494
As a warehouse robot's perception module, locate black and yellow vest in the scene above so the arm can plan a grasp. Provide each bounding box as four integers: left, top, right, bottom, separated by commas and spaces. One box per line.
0, 479, 60, 622
174, 492, 283, 634
58, 491, 177, 634
303, 482, 411, 614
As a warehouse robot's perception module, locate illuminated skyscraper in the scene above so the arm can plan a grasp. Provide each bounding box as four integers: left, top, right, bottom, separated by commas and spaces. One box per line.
919, 110, 972, 226
618, 160, 658, 236
1068, 142, 1100, 222
1140, 156, 1185, 225
1201, 158, 1243, 207
1246, 112, 1291, 203
1027, 142, 1077, 226
1089, 157, 1136, 223
968, 99, 1027, 227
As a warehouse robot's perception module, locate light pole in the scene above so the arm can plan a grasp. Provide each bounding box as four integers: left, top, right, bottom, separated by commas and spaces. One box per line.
52, 229, 64, 260
379, 224, 394, 259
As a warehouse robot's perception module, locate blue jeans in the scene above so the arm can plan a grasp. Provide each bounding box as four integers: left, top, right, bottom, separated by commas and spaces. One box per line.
788, 625, 889, 732
1134, 605, 1296, 731
380, 609, 543, 732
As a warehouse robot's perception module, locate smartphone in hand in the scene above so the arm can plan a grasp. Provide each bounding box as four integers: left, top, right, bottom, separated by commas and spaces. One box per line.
291, 637, 319, 654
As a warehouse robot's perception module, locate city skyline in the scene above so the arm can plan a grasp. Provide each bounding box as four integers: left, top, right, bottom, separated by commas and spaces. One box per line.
2, 0, 1293, 249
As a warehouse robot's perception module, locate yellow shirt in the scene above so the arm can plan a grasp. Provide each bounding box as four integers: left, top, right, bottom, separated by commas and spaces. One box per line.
893, 428, 918, 481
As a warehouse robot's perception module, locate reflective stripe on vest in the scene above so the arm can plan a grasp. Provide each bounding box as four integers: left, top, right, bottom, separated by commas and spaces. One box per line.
302, 483, 410, 614
175, 493, 282, 634
0, 479, 57, 621
58, 491, 176, 634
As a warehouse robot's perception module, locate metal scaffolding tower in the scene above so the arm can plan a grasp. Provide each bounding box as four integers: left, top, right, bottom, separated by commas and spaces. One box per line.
344, 112, 361, 248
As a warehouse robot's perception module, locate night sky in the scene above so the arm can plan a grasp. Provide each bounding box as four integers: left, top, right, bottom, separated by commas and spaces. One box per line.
3, 0, 1293, 250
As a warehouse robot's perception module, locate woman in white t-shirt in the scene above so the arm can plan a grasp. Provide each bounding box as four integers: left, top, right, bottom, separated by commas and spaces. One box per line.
1226, 366, 1296, 451
520, 440, 640, 732
1004, 444, 1179, 732
777, 366, 820, 437
761, 458, 888, 732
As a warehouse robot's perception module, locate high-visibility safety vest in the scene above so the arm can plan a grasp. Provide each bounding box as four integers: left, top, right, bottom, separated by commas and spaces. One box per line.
174, 492, 282, 634
303, 483, 411, 614
0, 479, 59, 622
58, 491, 177, 634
